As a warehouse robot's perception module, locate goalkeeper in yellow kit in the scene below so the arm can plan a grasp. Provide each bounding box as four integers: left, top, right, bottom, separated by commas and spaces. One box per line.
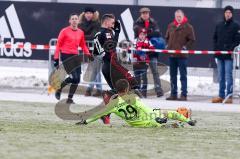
79, 79, 196, 128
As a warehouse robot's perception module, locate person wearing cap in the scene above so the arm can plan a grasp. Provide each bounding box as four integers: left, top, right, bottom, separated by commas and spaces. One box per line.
133, 28, 154, 98
79, 7, 102, 97
212, 5, 240, 104
133, 7, 164, 98
165, 9, 195, 101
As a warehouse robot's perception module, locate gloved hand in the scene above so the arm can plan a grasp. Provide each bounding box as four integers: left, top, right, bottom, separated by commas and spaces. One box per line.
75, 120, 88, 125
88, 54, 94, 62
53, 59, 59, 68
113, 20, 121, 33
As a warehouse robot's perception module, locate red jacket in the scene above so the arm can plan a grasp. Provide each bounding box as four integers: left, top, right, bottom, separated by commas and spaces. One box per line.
54, 26, 90, 60
133, 39, 154, 63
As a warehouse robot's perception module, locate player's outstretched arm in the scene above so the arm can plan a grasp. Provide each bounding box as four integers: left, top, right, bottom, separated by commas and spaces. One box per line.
84, 100, 117, 124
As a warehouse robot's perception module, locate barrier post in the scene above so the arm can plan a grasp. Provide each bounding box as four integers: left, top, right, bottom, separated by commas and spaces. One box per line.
223, 44, 240, 103
48, 38, 57, 78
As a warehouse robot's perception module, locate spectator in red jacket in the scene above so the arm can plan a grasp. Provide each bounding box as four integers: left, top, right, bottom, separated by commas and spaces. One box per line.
54, 13, 93, 104
133, 29, 154, 98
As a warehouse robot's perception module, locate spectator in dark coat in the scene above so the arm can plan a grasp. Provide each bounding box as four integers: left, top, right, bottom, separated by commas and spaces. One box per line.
212, 5, 240, 104
79, 7, 102, 97
79, 7, 100, 40
133, 7, 164, 97
165, 9, 195, 101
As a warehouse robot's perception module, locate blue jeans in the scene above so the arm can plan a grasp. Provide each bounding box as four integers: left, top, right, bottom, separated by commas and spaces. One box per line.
87, 59, 102, 92
149, 57, 162, 94
169, 57, 187, 97
217, 59, 233, 98
134, 68, 148, 95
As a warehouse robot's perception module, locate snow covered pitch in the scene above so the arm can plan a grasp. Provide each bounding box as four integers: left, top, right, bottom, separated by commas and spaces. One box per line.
0, 100, 240, 159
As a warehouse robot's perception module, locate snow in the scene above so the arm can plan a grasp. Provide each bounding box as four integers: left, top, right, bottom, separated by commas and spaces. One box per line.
0, 60, 239, 113
0, 65, 222, 96
0, 91, 239, 112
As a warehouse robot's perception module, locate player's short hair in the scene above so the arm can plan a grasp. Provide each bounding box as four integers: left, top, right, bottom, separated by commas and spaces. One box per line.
101, 14, 115, 24
69, 13, 79, 19
115, 79, 129, 93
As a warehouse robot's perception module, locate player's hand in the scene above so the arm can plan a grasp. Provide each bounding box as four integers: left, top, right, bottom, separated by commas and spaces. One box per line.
113, 20, 121, 33
75, 120, 88, 125
88, 54, 94, 62
53, 59, 59, 68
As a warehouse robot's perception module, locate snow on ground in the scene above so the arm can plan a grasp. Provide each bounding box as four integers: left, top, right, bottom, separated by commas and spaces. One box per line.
0, 64, 222, 96
0, 60, 239, 113
2, 64, 239, 97
0, 91, 239, 112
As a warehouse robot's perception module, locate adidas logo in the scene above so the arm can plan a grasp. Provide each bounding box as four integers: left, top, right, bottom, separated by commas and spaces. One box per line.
0, 4, 32, 58
118, 8, 135, 42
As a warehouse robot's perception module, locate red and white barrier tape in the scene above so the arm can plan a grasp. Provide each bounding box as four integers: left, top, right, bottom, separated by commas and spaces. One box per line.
0, 44, 238, 54
129, 48, 234, 55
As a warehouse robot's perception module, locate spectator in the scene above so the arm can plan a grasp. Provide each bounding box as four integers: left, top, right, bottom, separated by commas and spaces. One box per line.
79, 7, 100, 41
133, 28, 153, 98
165, 9, 195, 101
79, 7, 102, 97
212, 6, 240, 104
133, 7, 164, 97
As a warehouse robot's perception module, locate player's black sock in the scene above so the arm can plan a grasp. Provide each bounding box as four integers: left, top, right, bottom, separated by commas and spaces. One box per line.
60, 79, 68, 90
68, 84, 78, 99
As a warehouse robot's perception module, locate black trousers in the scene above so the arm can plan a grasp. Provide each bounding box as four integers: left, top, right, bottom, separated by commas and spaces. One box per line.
60, 53, 81, 99
102, 60, 114, 90
102, 55, 138, 91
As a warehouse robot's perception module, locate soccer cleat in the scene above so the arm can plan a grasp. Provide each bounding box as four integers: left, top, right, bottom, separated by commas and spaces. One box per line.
55, 89, 61, 100
187, 120, 197, 126
155, 117, 168, 124
177, 107, 192, 119
101, 115, 111, 124
66, 98, 75, 104
101, 91, 114, 124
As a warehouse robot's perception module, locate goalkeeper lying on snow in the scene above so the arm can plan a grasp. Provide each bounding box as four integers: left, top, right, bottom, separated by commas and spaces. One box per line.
77, 79, 196, 128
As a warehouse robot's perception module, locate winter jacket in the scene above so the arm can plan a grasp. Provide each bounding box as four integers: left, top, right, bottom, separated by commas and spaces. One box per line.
213, 18, 240, 60
133, 17, 161, 58
133, 38, 153, 69
79, 11, 100, 41
165, 17, 196, 58
133, 17, 161, 39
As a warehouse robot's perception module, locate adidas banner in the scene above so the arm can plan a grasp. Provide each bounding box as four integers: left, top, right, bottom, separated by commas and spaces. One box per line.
0, 1, 238, 67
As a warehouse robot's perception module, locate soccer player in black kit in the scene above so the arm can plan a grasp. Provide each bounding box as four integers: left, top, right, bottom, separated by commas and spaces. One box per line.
93, 14, 140, 124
